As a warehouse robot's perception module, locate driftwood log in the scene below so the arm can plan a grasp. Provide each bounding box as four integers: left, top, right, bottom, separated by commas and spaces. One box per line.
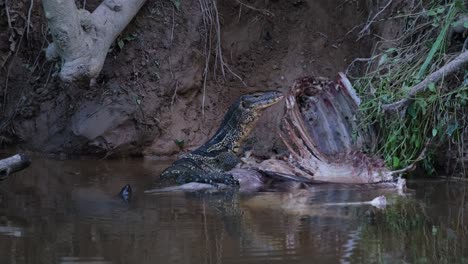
253, 73, 409, 184
0, 154, 31, 181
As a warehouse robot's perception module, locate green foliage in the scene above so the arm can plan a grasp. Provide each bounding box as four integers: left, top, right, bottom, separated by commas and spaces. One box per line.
174, 139, 185, 149
115, 33, 138, 51
170, 0, 181, 10
353, 1, 467, 172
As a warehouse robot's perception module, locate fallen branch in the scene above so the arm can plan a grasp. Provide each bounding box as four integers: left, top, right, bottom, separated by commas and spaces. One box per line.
0, 154, 31, 181
382, 50, 468, 113
42, 0, 147, 82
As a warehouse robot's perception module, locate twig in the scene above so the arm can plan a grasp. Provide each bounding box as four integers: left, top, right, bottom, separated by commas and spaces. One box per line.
212, 0, 225, 78
463, 37, 468, 53
28, 33, 47, 78
345, 55, 380, 75
382, 50, 468, 113
27, 0, 34, 39
170, 6, 175, 45
43, 63, 53, 89
5, 0, 12, 29
358, 0, 393, 40
3, 25, 26, 114
390, 143, 428, 175
236, 0, 274, 17
199, 0, 212, 116
171, 80, 179, 107
223, 62, 246, 86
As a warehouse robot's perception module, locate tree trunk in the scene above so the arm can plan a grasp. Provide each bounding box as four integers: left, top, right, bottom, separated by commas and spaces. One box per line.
251, 74, 411, 184
42, 0, 147, 82
0, 154, 31, 180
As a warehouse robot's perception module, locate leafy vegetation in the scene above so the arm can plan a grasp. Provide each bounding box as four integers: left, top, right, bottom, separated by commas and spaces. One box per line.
353, 1, 468, 174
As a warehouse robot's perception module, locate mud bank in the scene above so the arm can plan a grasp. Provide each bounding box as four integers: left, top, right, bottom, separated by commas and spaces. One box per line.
0, 0, 374, 157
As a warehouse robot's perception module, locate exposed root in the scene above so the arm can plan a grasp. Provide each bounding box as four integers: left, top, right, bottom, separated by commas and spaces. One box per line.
345, 55, 380, 75
3, 24, 26, 115
5, 0, 13, 29
41, 0, 147, 82
198, 0, 245, 115
357, 0, 393, 40
236, 0, 274, 17
26, 0, 34, 39
171, 80, 179, 107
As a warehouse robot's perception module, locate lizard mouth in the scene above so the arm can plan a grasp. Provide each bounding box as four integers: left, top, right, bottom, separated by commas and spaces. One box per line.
248, 90, 284, 110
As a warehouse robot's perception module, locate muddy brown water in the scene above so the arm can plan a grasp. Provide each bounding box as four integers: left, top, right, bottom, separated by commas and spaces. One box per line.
0, 158, 467, 264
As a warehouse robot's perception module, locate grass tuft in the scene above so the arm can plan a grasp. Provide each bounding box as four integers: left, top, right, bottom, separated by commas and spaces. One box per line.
351, 1, 468, 174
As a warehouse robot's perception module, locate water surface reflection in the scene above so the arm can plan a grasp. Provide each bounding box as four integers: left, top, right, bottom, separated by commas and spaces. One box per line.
0, 158, 467, 263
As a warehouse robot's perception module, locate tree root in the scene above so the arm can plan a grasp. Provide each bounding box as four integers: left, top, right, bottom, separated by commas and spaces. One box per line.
42, 0, 147, 82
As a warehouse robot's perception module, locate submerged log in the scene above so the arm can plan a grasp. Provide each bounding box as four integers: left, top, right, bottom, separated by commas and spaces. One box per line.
267, 73, 399, 184
0, 154, 31, 181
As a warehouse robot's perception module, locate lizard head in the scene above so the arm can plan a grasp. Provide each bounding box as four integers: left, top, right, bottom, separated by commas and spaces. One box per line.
238, 90, 284, 112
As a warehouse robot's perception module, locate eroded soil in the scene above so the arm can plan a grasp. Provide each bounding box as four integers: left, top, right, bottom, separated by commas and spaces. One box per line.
0, 0, 373, 158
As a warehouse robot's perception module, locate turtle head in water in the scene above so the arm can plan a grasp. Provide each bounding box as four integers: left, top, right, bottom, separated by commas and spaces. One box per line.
203, 90, 284, 155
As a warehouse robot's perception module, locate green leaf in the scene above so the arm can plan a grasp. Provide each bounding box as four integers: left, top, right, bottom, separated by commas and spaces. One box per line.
446, 123, 458, 137
432, 128, 438, 137
117, 39, 124, 50
408, 103, 417, 119
418, 100, 427, 115
170, 0, 181, 10
124, 33, 138, 41
392, 156, 400, 168
427, 10, 436, 16
436, 7, 445, 14
464, 21, 468, 29
415, 137, 421, 148
417, 6, 456, 79
174, 139, 185, 149
378, 54, 388, 66
428, 83, 436, 93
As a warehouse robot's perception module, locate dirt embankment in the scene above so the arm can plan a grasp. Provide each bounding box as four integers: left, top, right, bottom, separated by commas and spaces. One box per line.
0, 0, 373, 158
